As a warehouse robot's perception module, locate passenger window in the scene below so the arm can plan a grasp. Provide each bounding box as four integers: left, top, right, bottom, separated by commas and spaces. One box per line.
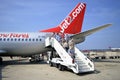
14, 38, 17, 41
0, 38, 2, 41
11, 38, 13, 41
18, 38, 20, 41
29, 38, 31, 41
32, 39, 35, 41
39, 39, 41, 41
25, 38, 28, 41
7, 38, 9, 41
36, 39, 38, 41
22, 39, 24, 41
3, 38, 6, 41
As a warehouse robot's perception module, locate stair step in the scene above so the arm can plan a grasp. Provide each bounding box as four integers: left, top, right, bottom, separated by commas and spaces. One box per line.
76, 63, 86, 65
77, 63, 87, 66
79, 68, 91, 72
76, 62, 85, 64
79, 67, 90, 71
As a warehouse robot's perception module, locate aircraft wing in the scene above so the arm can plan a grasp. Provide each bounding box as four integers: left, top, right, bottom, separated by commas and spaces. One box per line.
71, 24, 112, 44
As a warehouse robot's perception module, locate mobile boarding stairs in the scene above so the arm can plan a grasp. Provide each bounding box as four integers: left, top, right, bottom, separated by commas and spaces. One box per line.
45, 37, 94, 74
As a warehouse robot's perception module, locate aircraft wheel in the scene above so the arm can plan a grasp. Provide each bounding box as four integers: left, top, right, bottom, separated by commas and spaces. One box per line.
49, 61, 53, 67
29, 58, 34, 62
29, 59, 32, 62
0, 57, 3, 65
58, 64, 64, 71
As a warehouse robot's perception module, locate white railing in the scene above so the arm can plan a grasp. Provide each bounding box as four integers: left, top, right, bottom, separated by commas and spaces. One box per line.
75, 47, 94, 72
50, 37, 73, 65
45, 37, 94, 73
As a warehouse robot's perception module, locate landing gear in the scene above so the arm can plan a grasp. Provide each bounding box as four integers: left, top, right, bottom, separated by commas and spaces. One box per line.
0, 57, 3, 65
49, 61, 53, 67
29, 54, 44, 62
58, 64, 65, 71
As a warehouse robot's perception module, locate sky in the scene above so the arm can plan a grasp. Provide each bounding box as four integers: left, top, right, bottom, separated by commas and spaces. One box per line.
0, 0, 120, 49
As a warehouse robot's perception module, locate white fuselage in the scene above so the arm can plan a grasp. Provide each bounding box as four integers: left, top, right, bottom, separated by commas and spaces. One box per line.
0, 32, 51, 56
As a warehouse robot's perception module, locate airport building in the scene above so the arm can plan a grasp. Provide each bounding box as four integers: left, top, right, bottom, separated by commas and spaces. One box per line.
82, 49, 120, 59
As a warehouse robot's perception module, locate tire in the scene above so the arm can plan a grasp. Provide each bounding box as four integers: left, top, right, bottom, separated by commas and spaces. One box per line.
58, 64, 64, 71
49, 61, 53, 67
29, 59, 33, 62
0, 57, 3, 65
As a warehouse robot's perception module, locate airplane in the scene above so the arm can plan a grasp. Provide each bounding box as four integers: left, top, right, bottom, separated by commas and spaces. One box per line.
0, 3, 111, 63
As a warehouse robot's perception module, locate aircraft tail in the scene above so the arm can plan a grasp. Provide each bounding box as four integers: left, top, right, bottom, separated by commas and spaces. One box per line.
40, 3, 86, 34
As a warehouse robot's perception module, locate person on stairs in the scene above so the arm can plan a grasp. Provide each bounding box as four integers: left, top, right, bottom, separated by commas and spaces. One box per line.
62, 39, 69, 52
68, 38, 75, 59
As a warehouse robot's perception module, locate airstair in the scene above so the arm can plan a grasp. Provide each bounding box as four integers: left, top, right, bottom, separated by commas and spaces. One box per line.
45, 37, 94, 74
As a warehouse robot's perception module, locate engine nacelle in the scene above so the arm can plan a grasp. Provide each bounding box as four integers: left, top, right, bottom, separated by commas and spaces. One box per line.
74, 36, 85, 44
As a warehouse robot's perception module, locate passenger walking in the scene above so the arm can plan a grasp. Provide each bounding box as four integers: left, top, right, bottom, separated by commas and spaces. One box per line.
51, 32, 56, 38
68, 38, 75, 50
55, 33, 61, 42
59, 33, 65, 39
68, 48, 75, 59
62, 40, 69, 52
68, 38, 75, 59
64, 34, 70, 42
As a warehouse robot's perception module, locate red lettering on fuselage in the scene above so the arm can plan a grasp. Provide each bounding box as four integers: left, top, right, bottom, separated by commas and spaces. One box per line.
0, 34, 9, 37
0, 33, 29, 38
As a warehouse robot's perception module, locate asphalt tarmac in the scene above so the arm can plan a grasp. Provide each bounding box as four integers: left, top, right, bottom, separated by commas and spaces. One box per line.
0, 57, 120, 80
